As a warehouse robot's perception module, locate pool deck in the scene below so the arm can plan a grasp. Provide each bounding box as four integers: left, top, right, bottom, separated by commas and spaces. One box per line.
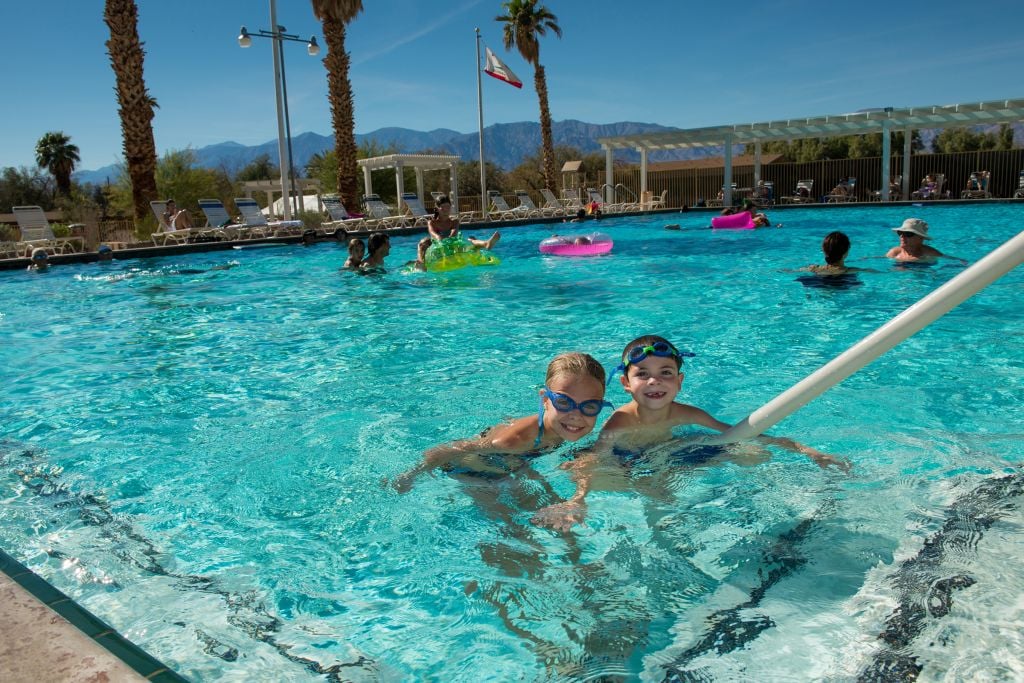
0, 550, 185, 682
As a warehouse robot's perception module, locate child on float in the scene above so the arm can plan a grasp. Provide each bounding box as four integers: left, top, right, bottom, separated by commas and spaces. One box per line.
428, 195, 500, 249
532, 335, 848, 531
392, 351, 612, 493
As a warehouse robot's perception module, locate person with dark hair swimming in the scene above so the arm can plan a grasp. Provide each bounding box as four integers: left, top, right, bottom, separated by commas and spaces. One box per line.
796, 231, 875, 288
360, 232, 390, 272
532, 335, 848, 531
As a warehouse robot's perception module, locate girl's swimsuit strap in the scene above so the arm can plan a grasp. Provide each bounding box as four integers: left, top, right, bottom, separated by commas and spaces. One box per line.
534, 399, 545, 449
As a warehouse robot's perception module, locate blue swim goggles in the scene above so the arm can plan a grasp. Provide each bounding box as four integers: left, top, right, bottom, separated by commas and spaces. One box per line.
541, 388, 613, 417
607, 341, 695, 385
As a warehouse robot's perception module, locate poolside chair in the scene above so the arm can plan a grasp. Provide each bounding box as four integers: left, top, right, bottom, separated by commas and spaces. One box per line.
911, 173, 946, 200
362, 194, 407, 229
825, 177, 856, 203
561, 188, 584, 212
1015, 170, 1024, 199
150, 200, 197, 245
487, 190, 527, 221
647, 189, 668, 210
584, 187, 614, 214
783, 179, 815, 204
960, 171, 991, 199
539, 188, 570, 216
197, 199, 248, 240
321, 196, 366, 233
749, 182, 773, 207
12, 205, 82, 256
235, 198, 304, 237
513, 190, 556, 218
398, 193, 434, 228
869, 176, 902, 202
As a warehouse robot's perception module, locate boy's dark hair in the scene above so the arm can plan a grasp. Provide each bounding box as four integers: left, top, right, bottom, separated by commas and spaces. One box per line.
546, 352, 606, 386
367, 232, 389, 255
621, 334, 682, 370
822, 231, 850, 265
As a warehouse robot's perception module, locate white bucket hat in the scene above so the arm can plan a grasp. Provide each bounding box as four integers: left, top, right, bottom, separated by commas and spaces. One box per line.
893, 218, 931, 240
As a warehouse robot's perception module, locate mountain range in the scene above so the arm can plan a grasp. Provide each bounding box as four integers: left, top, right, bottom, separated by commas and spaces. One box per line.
72, 120, 1023, 186
73, 120, 686, 186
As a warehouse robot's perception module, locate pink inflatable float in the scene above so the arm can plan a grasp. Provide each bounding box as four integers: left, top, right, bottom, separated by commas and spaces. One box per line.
539, 232, 614, 256
711, 211, 756, 230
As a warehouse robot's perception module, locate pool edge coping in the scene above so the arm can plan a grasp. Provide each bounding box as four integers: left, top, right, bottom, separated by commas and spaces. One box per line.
0, 547, 189, 682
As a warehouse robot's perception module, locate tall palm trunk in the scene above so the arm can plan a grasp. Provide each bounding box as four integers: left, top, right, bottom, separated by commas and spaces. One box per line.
104, 0, 158, 227
320, 17, 359, 205
533, 64, 556, 193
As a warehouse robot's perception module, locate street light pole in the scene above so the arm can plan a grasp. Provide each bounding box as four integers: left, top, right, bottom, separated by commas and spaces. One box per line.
238, 0, 319, 221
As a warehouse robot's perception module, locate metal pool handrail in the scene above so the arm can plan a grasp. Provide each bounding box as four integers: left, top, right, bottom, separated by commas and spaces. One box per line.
703, 229, 1024, 445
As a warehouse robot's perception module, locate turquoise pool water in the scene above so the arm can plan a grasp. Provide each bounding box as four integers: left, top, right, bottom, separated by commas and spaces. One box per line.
1, 204, 1022, 681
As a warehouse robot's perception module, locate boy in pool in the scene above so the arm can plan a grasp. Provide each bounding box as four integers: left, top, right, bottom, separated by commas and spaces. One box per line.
532, 335, 848, 531
392, 352, 612, 493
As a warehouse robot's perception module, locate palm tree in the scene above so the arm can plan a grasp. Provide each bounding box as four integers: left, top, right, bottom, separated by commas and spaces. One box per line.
35, 132, 80, 197
496, 0, 561, 192
104, 0, 159, 227
311, 0, 363, 206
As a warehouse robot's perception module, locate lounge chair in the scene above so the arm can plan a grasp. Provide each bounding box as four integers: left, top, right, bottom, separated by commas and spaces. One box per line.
398, 193, 434, 227
781, 179, 815, 204
321, 196, 367, 233
235, 198, 304, 237
584, 187, 614, 214
869, 176, 902, 202
362, 194, 407, 229
197, 199, 248, 240
648, 189, 668, 210
150, 200, 196, 245
515, 190, 556, 217
487, 190, 526, 221
960, 171, 991, 199
749, 182, 773, 207
911, 173, 946, 200
539, 188, 570, 216
561, 188, 584, 212
825, 177, 856, 203
12, 205, 82, 255
1015, 170, 1024, 199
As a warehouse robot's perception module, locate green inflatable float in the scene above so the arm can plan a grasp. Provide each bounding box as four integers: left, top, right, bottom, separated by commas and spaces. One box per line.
425, 235, 500, 272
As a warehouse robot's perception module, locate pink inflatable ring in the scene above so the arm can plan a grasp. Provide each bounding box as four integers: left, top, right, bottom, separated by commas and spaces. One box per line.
539, 233, 614, 256
711, 211, 756, 230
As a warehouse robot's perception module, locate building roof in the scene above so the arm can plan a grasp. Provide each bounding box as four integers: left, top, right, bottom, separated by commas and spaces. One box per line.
598, 98, 1024, 151
647, 154, 786, 171
357, 154, 460, 171
561, 160, 584, 172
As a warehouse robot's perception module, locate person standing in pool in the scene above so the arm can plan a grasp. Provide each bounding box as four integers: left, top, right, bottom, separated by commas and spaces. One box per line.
427, 195, 500, 249
27, 248, 50, 270
392, 352, 612, 493
801, 231, 872, 275
532, 335, 848, 531
404, 237, 431, 272
360, 232, 390, 271
885, 218, 947, 263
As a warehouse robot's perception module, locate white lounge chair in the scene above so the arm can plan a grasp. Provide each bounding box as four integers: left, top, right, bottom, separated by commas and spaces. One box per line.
362, 194, 407, 229
235, 198, 304, 237
960, 171, 991, 199
1014, 170, 1024, 199
398, 192, 433, 227
321, 196, 366, 233
513, 190, 555, 217
825, 177, 856, 203
197, 199, 248, 240
12, 205, 82, 255
648, 189, 668, 210
150, 200, 196, 245
561, 188, 584, 212
782, 179, 815, 204
911, 173, 946, 200
486, 190, 526, 221
539, 188, 570, 216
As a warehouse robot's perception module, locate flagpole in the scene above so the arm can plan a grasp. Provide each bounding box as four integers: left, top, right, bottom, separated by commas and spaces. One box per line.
475, 28, 487, 218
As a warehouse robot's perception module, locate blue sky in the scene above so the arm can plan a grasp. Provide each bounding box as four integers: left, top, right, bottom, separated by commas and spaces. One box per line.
4, 0, 1024, 172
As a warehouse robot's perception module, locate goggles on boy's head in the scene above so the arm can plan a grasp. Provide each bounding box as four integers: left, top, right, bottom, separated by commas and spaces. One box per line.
607, 341, 695, 385
541, 387, 613, 417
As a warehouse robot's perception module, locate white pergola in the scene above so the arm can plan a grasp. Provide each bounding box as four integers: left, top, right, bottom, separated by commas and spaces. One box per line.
357, 154, 461, 212
598, 98, 1024, 206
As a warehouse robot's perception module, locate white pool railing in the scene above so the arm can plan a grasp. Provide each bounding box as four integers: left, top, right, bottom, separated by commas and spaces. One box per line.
705, 230, 1024, 445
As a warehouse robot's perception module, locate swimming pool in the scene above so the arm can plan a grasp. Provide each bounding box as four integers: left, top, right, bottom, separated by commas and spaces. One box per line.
1, 203, 1022, 680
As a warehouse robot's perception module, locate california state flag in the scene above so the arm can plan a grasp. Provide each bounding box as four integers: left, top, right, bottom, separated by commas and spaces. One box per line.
484, 47, 523, 89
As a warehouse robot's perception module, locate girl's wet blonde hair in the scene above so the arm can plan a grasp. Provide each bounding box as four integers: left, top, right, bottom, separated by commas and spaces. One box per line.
545, 352, 606, 386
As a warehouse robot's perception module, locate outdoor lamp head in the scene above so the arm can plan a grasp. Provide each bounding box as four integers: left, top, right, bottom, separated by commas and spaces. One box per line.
307, 36, 320, 56
238, 27, 252, 48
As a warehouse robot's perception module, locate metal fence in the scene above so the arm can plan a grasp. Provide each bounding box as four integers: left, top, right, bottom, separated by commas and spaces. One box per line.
599, 149, 1024, 207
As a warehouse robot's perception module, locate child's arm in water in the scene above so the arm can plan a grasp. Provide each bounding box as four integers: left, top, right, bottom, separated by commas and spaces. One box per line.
391, 415, 537, 493
530, 439, 610, 532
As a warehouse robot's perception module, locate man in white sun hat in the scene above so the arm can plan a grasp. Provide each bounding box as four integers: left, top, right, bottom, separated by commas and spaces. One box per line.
886, 218, 946, 262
